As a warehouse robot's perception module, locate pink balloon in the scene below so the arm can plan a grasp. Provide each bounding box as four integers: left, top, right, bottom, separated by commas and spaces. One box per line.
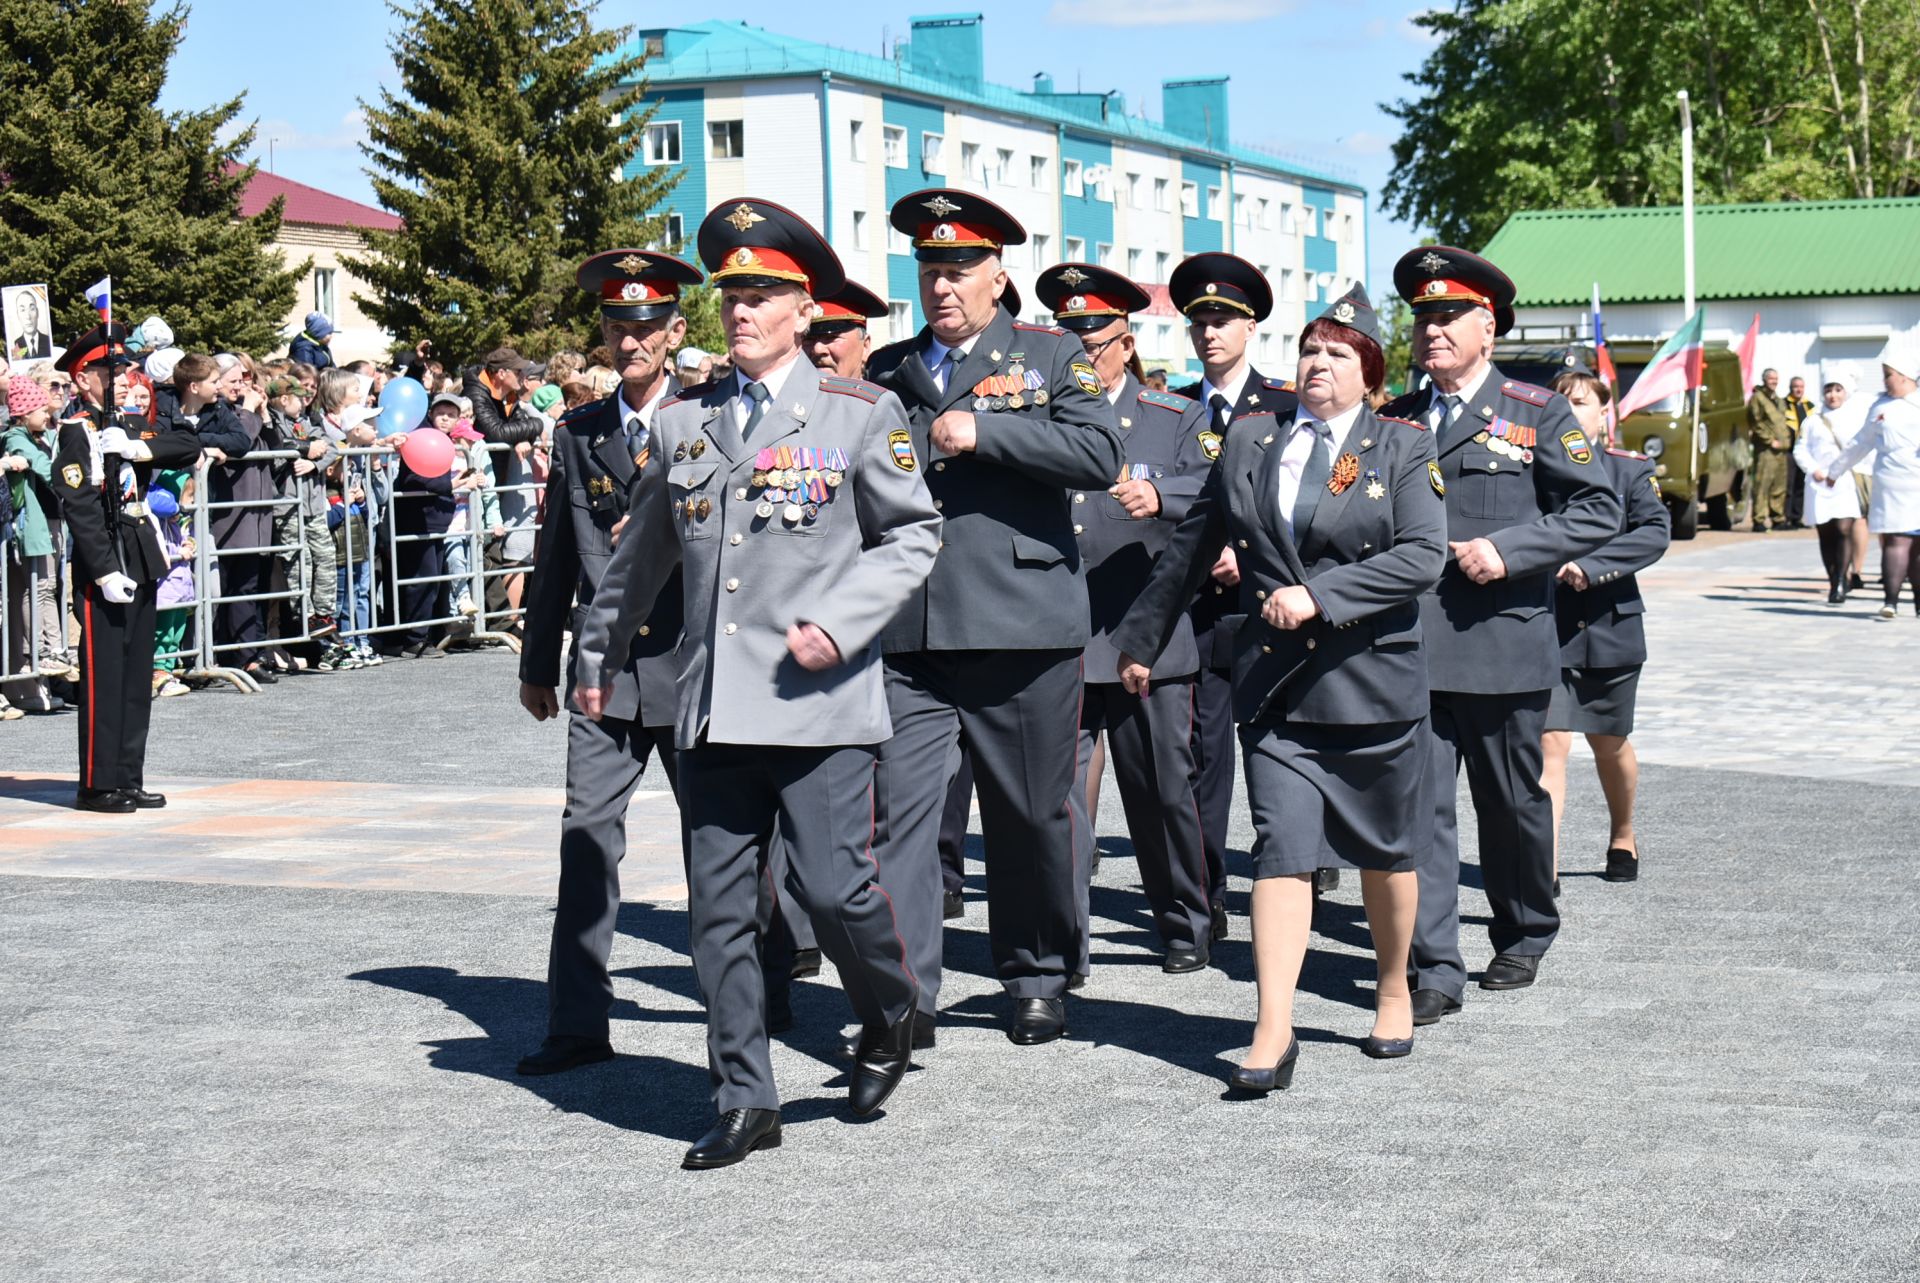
398, 427, 457, 477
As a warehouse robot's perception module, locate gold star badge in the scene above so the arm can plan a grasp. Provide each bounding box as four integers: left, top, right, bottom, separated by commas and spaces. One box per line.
615, 253, 650, 275
724, 203, 765, 232
923, 194, 962, 217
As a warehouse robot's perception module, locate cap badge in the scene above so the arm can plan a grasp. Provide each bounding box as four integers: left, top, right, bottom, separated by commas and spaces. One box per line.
620, 282, 646, 301
1424, 280, 1448, 297
1058, 267, 1090, 287
732, 248, 758, 268
1204, 282, 1219, 295
1065, 294, 1086, 312
1332, 301, 1356, 323
614, 253, 650, 275
932, 223, 958, 242
922, 194, 962, 217
724, 203, 765, 232
1417, 251, 1448, 274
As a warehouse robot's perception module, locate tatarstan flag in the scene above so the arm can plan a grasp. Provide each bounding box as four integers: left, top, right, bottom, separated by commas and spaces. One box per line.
1616, 307, 1706, 418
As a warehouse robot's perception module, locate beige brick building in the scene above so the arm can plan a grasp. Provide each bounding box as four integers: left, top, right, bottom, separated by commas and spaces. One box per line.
238, 170, 399, 365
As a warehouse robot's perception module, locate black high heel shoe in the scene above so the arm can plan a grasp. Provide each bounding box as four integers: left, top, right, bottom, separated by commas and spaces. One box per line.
1229, 1037, 1299, 1093
1360, 1033, 1414, 1059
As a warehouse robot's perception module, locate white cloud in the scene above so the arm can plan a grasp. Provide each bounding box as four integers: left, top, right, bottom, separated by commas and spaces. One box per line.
1048, 0, 1297, 26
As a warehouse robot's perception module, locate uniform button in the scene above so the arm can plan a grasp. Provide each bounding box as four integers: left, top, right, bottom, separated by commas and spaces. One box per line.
638, 625, 650, 637
1255, 590, 1266, 601
1576, 620, 1587, 629
735, 487, 747, 500
934, 461, 946, 472
724, 623, 737, 635
1074, 493, 1085, 503
1261, 644, 1272, 654
1238, 539, 1249, 549
934, 499, 943, 510
938, 540, 945, 550
1073, 524, 1084, 535
1306, 638, 1317, 650
726, 578, 740, 592
729, 533, 743, 546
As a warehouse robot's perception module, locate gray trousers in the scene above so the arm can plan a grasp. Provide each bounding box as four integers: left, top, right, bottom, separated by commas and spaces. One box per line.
1070, 679, 1211, 970
546, 711, 679, 1041
1411, 689, 1561, 998
1190, 665, 1234, 905
873, 649, 1084, 1012
681, 742, 917, 1113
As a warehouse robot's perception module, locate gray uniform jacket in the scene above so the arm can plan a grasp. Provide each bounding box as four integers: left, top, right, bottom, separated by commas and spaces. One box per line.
519, 391, 684, 726
1555, 446, 1670, 669
1380, 367, 1622, 695
866, 306, 1125, 651
577, 367, 942, 750
1077, 373, 1213, 683
1113, 404, 1447, 725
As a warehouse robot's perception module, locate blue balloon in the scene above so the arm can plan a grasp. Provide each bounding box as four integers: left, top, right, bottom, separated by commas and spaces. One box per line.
379, 376, 428, 432
375, 402, 415, 436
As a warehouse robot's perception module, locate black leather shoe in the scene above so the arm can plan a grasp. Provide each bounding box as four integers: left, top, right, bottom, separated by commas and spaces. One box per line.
1410, 989, 1462, 1026
1210, 900, 1229, 942
849, 1008, 916, 1116
682, 1108, 781, 1169
1162, 947, 1209, 974
1828, 586, 1847, 605
1604, 847, 1640, 882
840, 1011, 934, 1058
1313, 867, 1341, 894
1850, 572, 1866, 591
942, 890, 964, 920
1480, 953, 1540, 990
788, 947, 822, 979
75, 788, 135, 814
1361, 1034, 1415, 1059
1008, 997, 1066, 1045
515, 1035, 615, 1076
1229, 1037, 1299, 1093
124, 788, 167, 809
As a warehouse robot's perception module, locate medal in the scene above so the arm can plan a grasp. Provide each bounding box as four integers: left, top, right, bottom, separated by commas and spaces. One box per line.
756, 500, 775, 519
1008, 393, 1024, 409
1034, 391, 1049, 405
783, 502, 803, 524
1329, 451, 1361, 495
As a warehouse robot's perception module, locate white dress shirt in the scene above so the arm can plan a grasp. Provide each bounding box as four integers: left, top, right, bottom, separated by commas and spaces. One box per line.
1276, 400, 1365, 531
732, 352, 807, 434
1428, 363, 1494, 434
1200, 365, 1253, 424
923, 334, 978, 396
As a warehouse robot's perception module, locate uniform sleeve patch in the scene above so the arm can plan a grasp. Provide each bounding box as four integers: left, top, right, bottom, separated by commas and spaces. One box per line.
1561, 430, 1594, 464
820, 375, 882, 404
888, 428, 917, 472
1137, 388, 1193, 411
1070, 361, 1102, 398
1428, 460, 1446, 496
1196, 431, 1223, 461
1502, 380, 1553, 408
62, 463, 84, 489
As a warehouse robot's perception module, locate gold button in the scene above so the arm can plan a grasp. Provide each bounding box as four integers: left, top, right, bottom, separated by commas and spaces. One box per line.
934, 461, 946, 472
735, 487, 747, 500
1306, 638, 1317, 650
726, 578, 740, 592
729, 533, 743, 545
1255, 590, 1266, 601
724, 623, 737, 635
1074, 524, 1084, 534
638, 625, 650, 637
1074, 493, 1085, 503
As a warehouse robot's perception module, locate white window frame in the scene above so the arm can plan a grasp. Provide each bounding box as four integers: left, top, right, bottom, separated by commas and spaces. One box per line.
883, 124, 907, 168
1281, 201, 1296, 233
1233, 193, 1247, 227
1031, 232, 1051, 271
997, 148, 1015, 186
887, 223, 911, 254
961, 141, 981, 182
1153, 177, 1170, 212
1127, 171, 1144, 208
708, 119, 744, 160
1206, 186, 1222, 219
888, 301, 913, 342
313, 267, 336, 321
1154, 250, 1170, 281
643, 120, 681, 165
921, 131, 945, 173
1063, 158, 1083, 196
1096, 241, 1115, 268
1092, 168, 1112, 202
1065, 235, 1086, 261
1280, 268, 1297, 302
1180, 182, 1198, 218
848, 119, 866, 162
850, 209, 868, 250
1030, 155, 1049, 191
1126, 247, 1145, 278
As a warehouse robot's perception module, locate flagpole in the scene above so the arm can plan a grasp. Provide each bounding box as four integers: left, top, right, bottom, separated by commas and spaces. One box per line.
1678, 90, 1701, 496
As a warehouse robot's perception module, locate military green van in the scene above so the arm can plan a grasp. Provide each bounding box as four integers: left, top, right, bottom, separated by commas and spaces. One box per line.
1487, 339, 1747, 539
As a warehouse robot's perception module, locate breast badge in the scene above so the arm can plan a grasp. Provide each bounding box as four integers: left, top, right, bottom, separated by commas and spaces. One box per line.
1328, 452, 1361, 495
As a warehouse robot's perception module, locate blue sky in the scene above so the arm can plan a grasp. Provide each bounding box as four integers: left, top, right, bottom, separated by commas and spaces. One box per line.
160, 0, 1440, 293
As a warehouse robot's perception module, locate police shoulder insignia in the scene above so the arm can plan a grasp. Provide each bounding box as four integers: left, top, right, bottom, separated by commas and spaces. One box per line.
1070, 361, 1102, 398
888, 428, 917, 472
1428, 460, 1446, 496
1605, 446, 1649, 461
1561, 430, 1594, 464
62, 463, 84, 489
557, 401, 601, 431
820, 375, 883, 404
1501, 380, 1553, 408
1137, 388, 1192, 412
1196, 431, 1223, 461
1012, 320, 1068, 335
1262, 377, 1297, 393
1378, 415, 1428, 432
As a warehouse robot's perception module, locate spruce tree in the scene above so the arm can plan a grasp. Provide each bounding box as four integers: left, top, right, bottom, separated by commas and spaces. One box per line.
350, 0, 677, 365
0, 0, 303, 354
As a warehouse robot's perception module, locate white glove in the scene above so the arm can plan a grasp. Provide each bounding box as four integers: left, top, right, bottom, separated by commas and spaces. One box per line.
95, 572, 138, 604
97, 426, 154, 461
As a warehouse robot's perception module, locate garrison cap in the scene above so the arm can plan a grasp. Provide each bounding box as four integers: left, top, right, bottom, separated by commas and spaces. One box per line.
809, 279, 888, 335
1035, 263, 1152, 333
1311, 282, 1382, 347
889, 188, 1027, 263
54, 322, 137, 375
577, 248, 703, 321
1393, 245, 1517, 336
697, 197, 846, 297
1169, 252, 1273, 322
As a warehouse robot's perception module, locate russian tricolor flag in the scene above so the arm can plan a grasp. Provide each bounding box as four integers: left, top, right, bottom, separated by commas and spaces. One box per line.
83, 276, 112, 326
1591, 284, 1618, 441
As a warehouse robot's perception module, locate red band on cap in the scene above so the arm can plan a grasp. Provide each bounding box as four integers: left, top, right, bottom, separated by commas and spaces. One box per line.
69, 345, 113, 368
1054, 289, 1130, 319
813, 300, 869, 322
601, 279, 678, 304
914, 219, 1001, 251
710, 245, 811, 290
1413, 278, 1494, 310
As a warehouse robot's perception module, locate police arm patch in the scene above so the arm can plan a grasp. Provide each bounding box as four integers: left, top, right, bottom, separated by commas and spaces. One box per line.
62, 463, 84, 489
1561, 430, 1594, 465
1070, 361, 1101, 398
1428, 460, 1446, 496
888, 428, 917, 472
1197, 431, 1222, 462
1650, 475, 1662, 497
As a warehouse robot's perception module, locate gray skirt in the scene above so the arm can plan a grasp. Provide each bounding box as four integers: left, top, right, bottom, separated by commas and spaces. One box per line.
1238, 716, 1429, 878
1547, 665, 1641, 736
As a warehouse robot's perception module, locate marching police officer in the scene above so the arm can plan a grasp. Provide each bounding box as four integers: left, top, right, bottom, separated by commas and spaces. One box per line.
1168, 253, 1302, 936
53, 323, 204, 812
805, 279, 888, 379
514, 249, 705, 1075
1037, 262, 1215, 977
577, 197, 939, 1168
865, 188, 1124, 1046
1379, 246, 1620, 1023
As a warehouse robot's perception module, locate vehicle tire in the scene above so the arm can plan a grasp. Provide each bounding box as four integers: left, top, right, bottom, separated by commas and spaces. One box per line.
1669, 495, 1699, 540
1705, 490, 1734, 531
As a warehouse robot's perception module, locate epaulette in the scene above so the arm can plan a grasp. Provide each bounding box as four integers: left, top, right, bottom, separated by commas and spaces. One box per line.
556, 399, 604, 431
1500, 379, 1553, 408
1137, 387, 1194, 412
818, 375, 882, 403
1378, 415, 1429, 432
1012, 320, 1069, 336
1605, 446, 1648, 460
1261, 377, 1297, 393
663, 377, 722, 408
1236, 408, 1279, 421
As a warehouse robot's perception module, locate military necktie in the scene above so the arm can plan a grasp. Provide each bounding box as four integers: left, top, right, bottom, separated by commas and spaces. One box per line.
1209, 392, 1230, 437
1436, 392, 1463, 440
741, 379, 770, 444
624, 412, 648, 457
1291, 421, 1331, 536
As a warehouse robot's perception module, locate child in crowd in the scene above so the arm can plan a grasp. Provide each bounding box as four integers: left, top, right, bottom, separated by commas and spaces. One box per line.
428, 392, 500, 619
148, 476, 194, 698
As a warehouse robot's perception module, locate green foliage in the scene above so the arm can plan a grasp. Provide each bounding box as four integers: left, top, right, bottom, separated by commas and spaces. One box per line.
348, 0, 678, 368
1382, 0, 1920, 249
674, 283, 727, 359
1378, 295, 1415, 398
0, 0, 304, 353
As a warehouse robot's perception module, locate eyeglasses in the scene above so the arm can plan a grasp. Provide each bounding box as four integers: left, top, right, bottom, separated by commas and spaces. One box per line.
1079, 334, 1125, 360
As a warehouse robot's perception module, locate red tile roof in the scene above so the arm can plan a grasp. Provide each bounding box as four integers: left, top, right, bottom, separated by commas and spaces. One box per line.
233, 166, 402, 233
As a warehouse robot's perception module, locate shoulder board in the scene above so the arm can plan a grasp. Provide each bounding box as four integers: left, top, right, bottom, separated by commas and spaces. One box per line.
1605, 446, 1648, 460
1137, 388, 1193, 411
1012, 321, 1068, 336
819, 375, 882, 403
663, 377, 722, 408
1261, 377, 1297, 393
556, 400, 605, 430
1377, 415, 1429, 432
1235, 409, 1278, 422
1500, 380, 1553, 408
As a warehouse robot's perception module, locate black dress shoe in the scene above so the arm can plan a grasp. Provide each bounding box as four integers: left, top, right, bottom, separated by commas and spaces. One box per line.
1410, 989, 1461, 1026
841, 1011, 935, 1058
942, 889, 964, 920
1229, 1037, 1299, 1093
1210, 900, 1229, 942
682, 1108, 781, 1170
1360, 1033, 1414, 1059
1480, 953, 1540, 990
1828, 585, 1847, 605
124, 788, 167, 809
1162, 946, 1209, 974
244, 664, 278, 685
849, 1008, 916, 1116
515, 1035, 615, 1076
1008, 997, 1066, 1045
1603, 847, 1640, 882
788, 947, 822, 979
75, 788, 135, 814
1850, 572, 1866, 591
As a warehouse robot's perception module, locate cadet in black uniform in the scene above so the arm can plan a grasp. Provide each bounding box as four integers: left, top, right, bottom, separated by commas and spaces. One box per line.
1168, 254, 1303, 938
865, 189, 1125, 1046
52, 323, 205, 812
1037, 262, 1215, 977
1378, 248, 1620, 1022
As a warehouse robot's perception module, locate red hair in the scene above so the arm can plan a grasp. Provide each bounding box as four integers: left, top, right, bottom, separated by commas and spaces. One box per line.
1300, 317, 1385, 393
122, 367, 157, 424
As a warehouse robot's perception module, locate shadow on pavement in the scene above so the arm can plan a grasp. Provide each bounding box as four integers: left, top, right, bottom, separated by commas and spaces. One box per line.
0, 774, 83, 808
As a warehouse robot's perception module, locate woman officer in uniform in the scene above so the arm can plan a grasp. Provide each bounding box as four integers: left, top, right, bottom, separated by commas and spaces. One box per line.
1114, 285, 1446, 1090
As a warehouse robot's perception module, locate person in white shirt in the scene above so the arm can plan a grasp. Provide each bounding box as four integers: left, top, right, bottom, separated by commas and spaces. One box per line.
1792, 369, 1870, 604
1821, 346, 1920, 619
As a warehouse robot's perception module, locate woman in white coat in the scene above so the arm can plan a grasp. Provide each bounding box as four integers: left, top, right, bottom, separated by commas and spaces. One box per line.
1792, 370, 1869, 604
1821, 347, 1920, 619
